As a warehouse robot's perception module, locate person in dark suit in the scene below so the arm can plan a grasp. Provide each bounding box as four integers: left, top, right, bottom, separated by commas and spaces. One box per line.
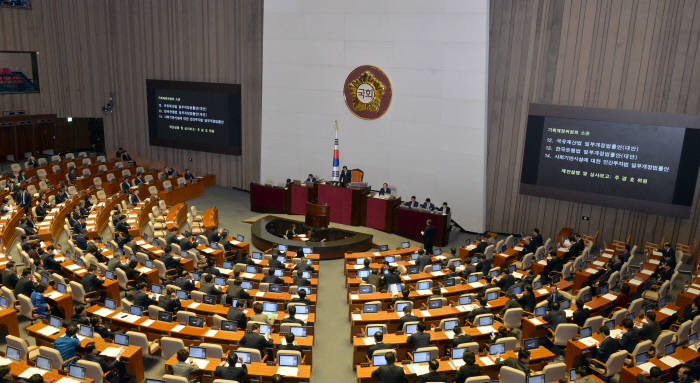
120, 178, 130, 192
637, 367, 663, 383
1, 262, 18, 290
67, 168, 78, 184
420, 198, 435, 211
415, 360, 447, 383
115, 147, 125, 159
175, 272, 195, 291
158, 287, 181, 313
74, 230, 88, 251
35, 197, 49, 221
183, 169, 196, 183
450, 326, 473, 348
128, 283, 156, 308
620, 319, 639, 353
16, 187, 31, 213
165, 227, 178, 245
15, 269, 36, 298
403, 196, 419, 208
407, 321, 431, 351
214, 353, 247, 382
304, 174, 316, 184
496, 273, 515, 291
568, 233, 585, 258
339, 166, 351, 185
546, 285, 566, 309
594, 326, 620, 362
199, 274, 222, 296
398, 306, 420, 332
466, 297, 491, 324
121, 151, 132, 162
495, 350, 530, 374
293, 270, 310, 287
422, 219, 436, 254
279, 333, 303, 354
226, 305, 248, 329
454, 351, 481, 383
572, 299, 590, 327
436, 202, 450, 215
281, 305, 305, 326
82, 265, 105, 296
262, 268, 283, 285
239, 323, 273, 354
517, 285, 536, 313
378, 183, 391, 196
207, 228, 223, 244
371, 352, 407, 383
383, 267, 401, 289
367, 331, 394, 358
543, 301, 566, 329
82, 342, 125, 383
55, 186, 69, 204
290, 289, 311, 306
499, 294, 521, 317
416, 249, 431, 272
160, 246, 181, 271
531, 228, 543, 248
639, 311, 661, 342
128, 191, 140, 205
132, 174, 144, 186
226, 279, 251, 304
683, 298, 700, 322
661, 242, 676, 268
474, 254, 492, 274
285, 224, 297, 239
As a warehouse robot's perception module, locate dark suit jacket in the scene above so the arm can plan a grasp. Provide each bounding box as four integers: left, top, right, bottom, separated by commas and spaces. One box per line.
454, 363, 482, 383
620, 329, 639, 353
161, 253, 180, 270
451, 334, 474, 348
407, 332, 431, 350
415, 371, 447, 383
15, 277, 35, 297
368, 342, 394, 357
371, 365, 408, 383
226, 285, 251, 300
420, 202, 435, 210
417, 254, 432, 272
595, 337, 620, 362
130, 291, 156, 308
573, 308, 590, 327
378, 187, 391, 195
165, 232, 178, 245
226, 307, 248, 329
403, 201, 419, 208
639, 320, 660, 342
543, 310, 566, 329
398, 314, 421, 331
339, 170, 351, 184
158, 296, 181, 313
200, 282, 221, 296
2, 270, 18, 290
214, 364, 247, 381
82, 272, 104, 293
175, 277, 195, 291
239, 332, 272, 354
423, 225, 436, 246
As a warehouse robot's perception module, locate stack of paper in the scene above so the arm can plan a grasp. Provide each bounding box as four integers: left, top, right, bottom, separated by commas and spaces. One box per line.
584, 268, 599, 274
240, 273, 255, 279
276, 366, 298, 377
205, 329, 219, 337
409, 364, 430, 375
640, 269, 654, 275
363, 337, 375, 345
451, 359, 466, 368
558, 247, 569, 252
444, 330, 455, 339
628, 279, 643, 286
610, 329, 624, 339
65, 264, 81, 271
636, 362, 656, 374
564, 309, 574, 318
529, 318, 543, 325
537, 288, 549, 295
469, 282, 484, 288
229, 240, 241, 245
171, 325, 185, 332
537, 260, 547, 265
660, 307, 677, 316
186, 358, 210, 369
44, 291, 64, 299
255, 292, 265, 297
416, 290, 431, 296
687, 288, 700, 295
202, 248, 214, 254
137, 267, 151, 273
660, 355, 682, 368
430, 271, 445, 277
351, 314, 362, 321
477, 325, 496, 334
37, 326, 60, 336
420, 310, 432, 317
19, 368, 48, 379
479, 356, 495, 366
514, 246, 524, 252
602, 293, 617, 301
350, 294, 359, 300
0, 357, 12, 366
94, 308, 114, 317
100, 347, 124, 358
512, 272, 523, 279
593, 261, 605, 267
579, 337, 599, 347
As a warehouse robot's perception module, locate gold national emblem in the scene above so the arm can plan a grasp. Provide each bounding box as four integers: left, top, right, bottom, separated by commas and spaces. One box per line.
344, 65, 392, 120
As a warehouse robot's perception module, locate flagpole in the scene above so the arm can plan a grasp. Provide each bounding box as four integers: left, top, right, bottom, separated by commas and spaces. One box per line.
332, 120, 340, 181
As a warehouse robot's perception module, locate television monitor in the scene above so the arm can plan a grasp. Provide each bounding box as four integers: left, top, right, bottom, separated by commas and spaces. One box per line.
431, 263, 442, 271
478, 316, 493, 326
560, 300, 570, 309
356, 258, 366, 265
214, 277, 226, 286
580, 326, 592, 338
222, 261, 233, 269
358, 269, 370, 278
104, 299, 116, 310
188, 316, 204, 328
188, 346, 206, 359
535, 306, 546, 317
405, 323, 418, 334
130, 306, 144, 316
295, 305, 309, 314
443, 277, 455, 287
303, 247, 312, 254
412, 351, 430, 363
489, 343, 505, 355
252, 252, 262, 259
411, 253, 420, 260
635, 352, 649, 365
528, 374, 545, 383
605, 320, 615, 330
302, 271, 311, 279
151, 284, 162, 294
235, 351, 251, 364
0, 296, 7, 308
428, 299, 443, 309
658, 297, 666, 308
358, 285, 373, 294
443, 319, 459, 330
259, 324, 272, 335
236, 234, 245, 242
417, 281, 431, 291
600, 284, 609, 295
378, 245, 388, 252
278, 354, 299, 367
687, 332, 696, 344
508, 264, 517, 273
241, 281, 253, 289
278, 245, 287, 252
246, 265, 257, 273
459, 296, 472, 305
210, 242, 220, 250
36, 356, 51, 370
220, 320, 236, 331
408, 266, 419, 274
372, 353, 387, 366
433, 248, 442, 255
395, 302, 411, 313
276, 255, 286, 263
105, 271, 115, 280
401, 241, 410, 249
176, 290, 188, 300
486, 291, 499, 301
583, 293, 592, 303
471, 256, 478, 264
146, 380, 163, 383
79, 325, 93, 338
114, 333, 129, 346
570, 369, 577, 381
519, 104, 700, 217
468, 274, 478, 283
146, 79, 242, 155
192, 273, 200, 281
524, 338, 539, 350
276, 316, 299, 332
385, 256, 395, 263
512, 285, 523, 295
203, 295, 217, 305
5, 346, 20, 361
41, 275, 49, 285
533, 281, 543, 290
626, 313, 635, 321
262, 302, 277, 313
451, 347, 466, 359
362, 303, 379, 313
664, 342, 676, 355
366, 325, 383, 337
269, 284, 283, 293
49, 315, 62, 328
145, 260, 153, 269
490, 269, 500, 277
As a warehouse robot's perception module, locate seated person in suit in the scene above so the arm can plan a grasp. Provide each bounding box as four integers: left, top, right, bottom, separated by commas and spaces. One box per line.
175, 271, 195, 291
683, 297, 700, 322
129, 282, 156, 308
436, 202, 450, 214
517, 285, 536, 313
367, 331, 394, 358
172, 349, 200, 379
383, 266, 401, 289
199, 274, 222, 296
158, 287, 181, 313
406, 321, 431, 351
293, 270, 310, 287
250, 301, 274, 325
291, 289, 311, 306
403, 196, 419, 208
454, 350, 481, 383
285, 224, 297, 239
420, 198, 435, 210
398, 305, 420, 332
572, 299, 590, 327
451, 325, 473, 348
391, 286, 413, 308
214, 352, 247, 382
594, 326, 620, 362
82, 342, 125, 383
304, 174, 316, 183
226, 279, 251, 304
543, 301, 566, 329
262, 268, 283, 285
415, 359, 447, 383
281, 305, 305, 326
280, 333, 304, 354
371, 352, 407, 383
227, 304, 248, 330
239, 323, 273, 355
639, 311, 661, 342
183, 169, 196, 182
499, 294, 522, 317
54, 325, 81, 366
620, 319, 639, 353
378, 183, 391, 196
495, 349, 530, 374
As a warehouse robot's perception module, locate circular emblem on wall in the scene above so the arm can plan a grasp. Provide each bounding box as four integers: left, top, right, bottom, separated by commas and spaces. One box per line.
343, 65, 392, 120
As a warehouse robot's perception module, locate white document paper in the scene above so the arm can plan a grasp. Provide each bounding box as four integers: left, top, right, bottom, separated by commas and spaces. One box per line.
558, 247, 569, 252
420, 310, 432, 317
202, 248, 214, 254
660, 308, 677, 316
610, 329, 624, 339
451, 359, 466, 368
363, 337, 375, 345
276, 366, 298, 377
19, 368, 48, 379
579, 337, 599, 347
687, 288, 700, 295
584, 268, 599, 274
241, 273, 255, 279
466, 245, 477, 251
416, 290, 431, 296
37, 326, 60, 336
65, 264, 81, 271
628, 279, 643, 286
537, 260, 547, 265
123, 314, 141, 323
640, 269, 654, 275
0, 357, 11, 366
402, 275, 411, 280
537, 288, 549, 295
412, 364, 430, 376
529, 318, 543, 325
593, 261, 605, 267
205, 329, 218, 337
444, 330, 455, 339
514, 246, 524, 252
648, 259, 660, 265
468, 282, 484, 288
353, 265, 363, 270
479, 356, 495, 366
512, 272, 523, 279
171, 324, 185, 332
229, 240, 241, 245
186, 358, 210, 369
660, 355, 682, 368
602, 293, 617, 301
255, 292, 265, 297
636, 362, 656, 374
350, 294, 359, 300
430, 271, 444, 277
137, 267, 152, 273
94, 308, 114, 317
565, 309, 574, 318
44, 291, 64, 299
351, 314, 362, 321
477, 325, 496, 334
100, 347, 124, 358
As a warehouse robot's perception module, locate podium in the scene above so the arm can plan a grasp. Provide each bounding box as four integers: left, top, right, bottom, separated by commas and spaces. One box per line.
305, 202, 330, 228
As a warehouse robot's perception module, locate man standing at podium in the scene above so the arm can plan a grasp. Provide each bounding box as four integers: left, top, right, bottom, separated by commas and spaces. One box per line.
422, 219, 436, 254
378, 183, 391, 196
339, 166, 351, 185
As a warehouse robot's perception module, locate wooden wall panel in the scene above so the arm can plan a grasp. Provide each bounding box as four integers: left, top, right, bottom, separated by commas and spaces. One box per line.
0, 0, 262, 188
488, 0, 700, 247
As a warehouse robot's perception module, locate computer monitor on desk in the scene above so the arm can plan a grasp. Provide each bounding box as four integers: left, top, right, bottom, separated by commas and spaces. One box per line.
372, 353, 387, 366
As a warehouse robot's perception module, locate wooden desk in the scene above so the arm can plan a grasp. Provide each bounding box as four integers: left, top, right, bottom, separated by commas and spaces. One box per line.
164, 354, 311, 382
0, 308, 20, 337
86, 194, 125, 238
127, 198, 158, 237
7, 359, 95, 383
250, 183, 289, 214
395, 207, 450, 247
364, 195, 400, 232
26, 322, 145, 382
159, 181, 206, 206
202, 207, 219, 233
0, 209, 22, 249
619, 346, 700, 383
316, 183, 369, 226
166, 202, 188, 231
